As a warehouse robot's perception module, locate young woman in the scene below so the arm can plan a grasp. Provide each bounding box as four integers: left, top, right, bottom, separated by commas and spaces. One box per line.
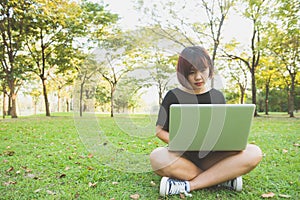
150, 46, 263, 197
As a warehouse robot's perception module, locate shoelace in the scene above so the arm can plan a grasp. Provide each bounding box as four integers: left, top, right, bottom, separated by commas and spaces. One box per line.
168, 179, 192, 197
221, 179, 236, 189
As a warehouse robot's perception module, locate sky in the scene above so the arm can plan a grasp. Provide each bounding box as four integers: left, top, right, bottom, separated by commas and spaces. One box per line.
100, 0, 252, 106
103, 0, 252, 42
104, 0, 141, 29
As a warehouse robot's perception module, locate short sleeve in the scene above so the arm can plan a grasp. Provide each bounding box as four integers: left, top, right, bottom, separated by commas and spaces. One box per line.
210, 89, 226, 104
156, 91, 176, 131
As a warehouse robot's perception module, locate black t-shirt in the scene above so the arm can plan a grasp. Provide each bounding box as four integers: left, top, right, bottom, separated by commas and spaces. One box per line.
156, 88, 225, 131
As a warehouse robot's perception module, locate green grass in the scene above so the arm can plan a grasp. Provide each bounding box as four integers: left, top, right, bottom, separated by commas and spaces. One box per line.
0, 113, 299, 199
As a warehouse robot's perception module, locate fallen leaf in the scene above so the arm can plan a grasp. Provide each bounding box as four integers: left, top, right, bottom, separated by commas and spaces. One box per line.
282, 149, 288, 153
150, 181, 156, 186
3, 181, 17, 186
88, 153, 94, 158
65, 166, 70, 171
293, 143, 299, 147
88, 182, 98, 187
87, 166, 94, 170
179, 193, 185, 199
58, 174, 66, 179
6, 166, 14, 173
279, 194, 291, 198
34, 188, 42, 193
74, 193, 80, 198
46, 190, 55, 195
130, 194, 140, 200
21, 166, 32, 173
4, 151, 15, 156
25, 168, 32, 173
26, 173, 37, 179
112, 181, 118, 185
261, 192, 275, 198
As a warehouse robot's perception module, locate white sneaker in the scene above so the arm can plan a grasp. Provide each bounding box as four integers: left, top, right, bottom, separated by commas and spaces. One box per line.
219, 176, 243, 191
159, 177, 192, 197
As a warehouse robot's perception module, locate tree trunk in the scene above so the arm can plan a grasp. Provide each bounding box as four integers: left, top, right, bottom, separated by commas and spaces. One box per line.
2, 91, 7, 118
265, 84, 269, 115
41, 78, 51, 116
57, 89, 61, 112
288, 81, 295, 117
251, 69, 258, 116
8, 80, 17, 118
240, 91, 244, 104
34, 102, 37, 115
8, 95, 11, 116
66, 99, 70, 112
158, 83, 163, 105
10, 93, 18, 118
110, 86, 115, 117
80, 82, 84, 117
239, 84, 245, 104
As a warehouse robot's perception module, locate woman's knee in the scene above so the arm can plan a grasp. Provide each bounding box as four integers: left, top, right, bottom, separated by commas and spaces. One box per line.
150, 147, 166, 162
244, 144, 263, 168
149, 147, 169, 170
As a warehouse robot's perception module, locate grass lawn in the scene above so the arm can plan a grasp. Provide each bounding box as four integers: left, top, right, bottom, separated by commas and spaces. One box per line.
0, 112, 299, 199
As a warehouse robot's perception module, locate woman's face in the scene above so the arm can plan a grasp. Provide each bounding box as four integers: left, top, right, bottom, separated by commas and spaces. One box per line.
187, 67, 210, 93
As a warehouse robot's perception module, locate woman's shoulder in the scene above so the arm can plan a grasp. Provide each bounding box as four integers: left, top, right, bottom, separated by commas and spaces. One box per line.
161, 88, 180, 105
165, 88, 182, 96
209, 88, 223, 95
208, 88, 226, 103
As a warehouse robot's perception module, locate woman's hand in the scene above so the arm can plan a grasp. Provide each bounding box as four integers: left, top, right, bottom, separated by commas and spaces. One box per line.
156, 125, 170, 144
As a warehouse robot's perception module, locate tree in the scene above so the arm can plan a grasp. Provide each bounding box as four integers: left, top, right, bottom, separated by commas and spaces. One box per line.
49, 69, 76, 112
0, 0, 33, 118
137, 0, 235, 87
266, 0, 299, 117
96, 29, 146, 117
145, 49, 177, 105
95, 81, 111, 112
224, 59, 249, 104
76, 54, 99, 117
113, 77, 144, 113
256, 56, 280, 114
0, 69, 7, 117
24, 0, 83, 116
98, 50, 135, 117
24, 0, 117, 117
224, 0, 271, 116
73, 0, 118, 117
28, 87, 42, 115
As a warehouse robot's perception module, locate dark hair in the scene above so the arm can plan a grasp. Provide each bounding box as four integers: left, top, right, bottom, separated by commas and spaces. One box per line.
176, 46, 213, 88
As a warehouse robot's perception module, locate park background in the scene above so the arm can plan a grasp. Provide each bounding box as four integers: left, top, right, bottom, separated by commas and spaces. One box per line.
0, 0, 299, 118
1, 0, 299, 199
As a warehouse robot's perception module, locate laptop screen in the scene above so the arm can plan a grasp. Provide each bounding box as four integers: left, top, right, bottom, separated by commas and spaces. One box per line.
168, 104, 255, 151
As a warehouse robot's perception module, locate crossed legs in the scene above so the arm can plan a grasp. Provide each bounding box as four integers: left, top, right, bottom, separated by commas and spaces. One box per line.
150, 144, 262, 191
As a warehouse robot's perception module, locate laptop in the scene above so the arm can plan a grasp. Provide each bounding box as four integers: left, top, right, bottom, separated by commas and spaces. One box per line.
168, 104, 255, 151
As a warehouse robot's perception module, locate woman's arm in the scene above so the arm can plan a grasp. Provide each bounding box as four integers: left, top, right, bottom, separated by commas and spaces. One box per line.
156, 125, 170, 144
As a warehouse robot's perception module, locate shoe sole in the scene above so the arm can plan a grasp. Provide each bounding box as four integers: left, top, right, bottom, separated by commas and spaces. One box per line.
235, 176, 243, 192
159, 177, 169, 196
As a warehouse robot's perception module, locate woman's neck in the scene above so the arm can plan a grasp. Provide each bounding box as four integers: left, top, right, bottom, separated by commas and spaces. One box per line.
178, 86, 209, 95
